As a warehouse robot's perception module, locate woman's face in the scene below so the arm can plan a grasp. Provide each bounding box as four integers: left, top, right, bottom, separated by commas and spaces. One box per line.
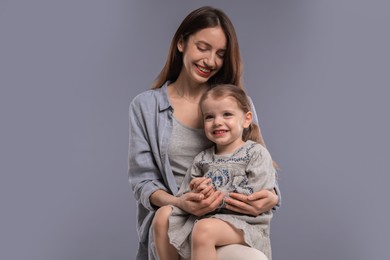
178, 26, 227, 85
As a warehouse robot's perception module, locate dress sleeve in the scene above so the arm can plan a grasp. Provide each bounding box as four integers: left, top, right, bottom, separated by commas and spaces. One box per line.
245, 145, 276, 193
128, 96, 168, 212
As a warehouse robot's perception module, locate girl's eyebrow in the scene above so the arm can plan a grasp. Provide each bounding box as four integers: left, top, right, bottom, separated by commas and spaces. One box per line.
222, 109, 235, 113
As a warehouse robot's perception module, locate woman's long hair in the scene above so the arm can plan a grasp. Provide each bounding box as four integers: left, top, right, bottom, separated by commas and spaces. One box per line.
152, 6, 242, 89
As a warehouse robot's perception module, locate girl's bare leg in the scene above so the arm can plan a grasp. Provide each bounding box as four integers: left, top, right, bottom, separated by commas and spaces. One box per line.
191, 218, 246, 260
152, 205, 180, 260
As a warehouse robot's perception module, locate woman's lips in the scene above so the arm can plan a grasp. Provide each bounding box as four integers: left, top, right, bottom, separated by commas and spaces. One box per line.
195, 64, 212, 77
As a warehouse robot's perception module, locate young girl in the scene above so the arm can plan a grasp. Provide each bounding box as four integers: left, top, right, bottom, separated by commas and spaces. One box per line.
153, 84, 276, 260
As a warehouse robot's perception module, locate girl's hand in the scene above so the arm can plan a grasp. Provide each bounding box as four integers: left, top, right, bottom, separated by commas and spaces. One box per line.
189, 177, 214, 198
176, 190, 224, 216
224, 189, 278, 216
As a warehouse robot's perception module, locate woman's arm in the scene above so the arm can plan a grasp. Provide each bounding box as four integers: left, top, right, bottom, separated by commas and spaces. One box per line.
128, 96, 170, 212
150, 188, 224, 217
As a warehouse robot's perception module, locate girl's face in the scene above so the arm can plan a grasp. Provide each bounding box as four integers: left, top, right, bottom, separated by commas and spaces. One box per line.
201, 96, 252, 154
178, 27, 227, 85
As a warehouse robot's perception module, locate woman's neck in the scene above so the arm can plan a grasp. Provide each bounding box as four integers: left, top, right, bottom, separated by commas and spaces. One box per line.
172, 73, 209, 101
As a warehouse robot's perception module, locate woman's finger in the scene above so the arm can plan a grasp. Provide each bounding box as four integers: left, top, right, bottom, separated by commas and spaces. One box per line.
224, 199, 255, 216
246, 189, 273, 201
228, 192, 249, 202
224, 195, 258, 216
226, 190, 277, 215
183, 191, 204, 202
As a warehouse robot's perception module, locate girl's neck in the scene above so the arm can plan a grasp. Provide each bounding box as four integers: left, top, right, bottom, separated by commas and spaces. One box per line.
215, 140, 246, 155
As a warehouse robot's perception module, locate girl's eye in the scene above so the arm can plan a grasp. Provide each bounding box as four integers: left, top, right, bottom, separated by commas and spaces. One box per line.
224, 112, 233, 117
204, 115, 213, 120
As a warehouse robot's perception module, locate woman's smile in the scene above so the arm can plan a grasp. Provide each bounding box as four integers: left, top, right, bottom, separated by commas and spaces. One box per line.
195, 64, 212, 77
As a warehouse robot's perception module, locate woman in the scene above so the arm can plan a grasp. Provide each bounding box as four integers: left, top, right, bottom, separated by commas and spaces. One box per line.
128, 6, 280, 260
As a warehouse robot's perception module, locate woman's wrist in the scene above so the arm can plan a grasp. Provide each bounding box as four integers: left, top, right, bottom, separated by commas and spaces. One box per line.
171, 195, 181, 208
150, 189, 178, 208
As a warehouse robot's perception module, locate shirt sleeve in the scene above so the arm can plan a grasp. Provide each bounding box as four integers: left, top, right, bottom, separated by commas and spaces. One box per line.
248, 96, 282, 210
128, 96, 168, 212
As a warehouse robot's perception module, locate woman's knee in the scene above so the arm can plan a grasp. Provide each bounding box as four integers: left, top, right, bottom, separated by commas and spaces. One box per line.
152, 205, 172, 234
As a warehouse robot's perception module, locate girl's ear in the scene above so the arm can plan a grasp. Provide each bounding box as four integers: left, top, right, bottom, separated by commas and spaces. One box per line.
243, 111, 253, 128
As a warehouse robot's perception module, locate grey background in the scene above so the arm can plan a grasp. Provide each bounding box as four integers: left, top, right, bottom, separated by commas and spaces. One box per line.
1, 0, 389, 259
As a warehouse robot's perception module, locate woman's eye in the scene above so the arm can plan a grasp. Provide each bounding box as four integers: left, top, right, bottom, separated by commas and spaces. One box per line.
217, 51, 225, 59
198, 46, 207, 52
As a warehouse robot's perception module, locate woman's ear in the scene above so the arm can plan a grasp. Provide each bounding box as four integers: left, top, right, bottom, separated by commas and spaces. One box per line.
244, 111, 253, 128
177, 38, 184, 53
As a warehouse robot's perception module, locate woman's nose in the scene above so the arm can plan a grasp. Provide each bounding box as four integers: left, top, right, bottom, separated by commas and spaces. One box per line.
204, 53, 217, 68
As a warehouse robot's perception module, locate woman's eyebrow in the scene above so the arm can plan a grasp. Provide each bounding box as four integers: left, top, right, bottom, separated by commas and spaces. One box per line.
195, 40, 211, 47
195, 40, 226, 51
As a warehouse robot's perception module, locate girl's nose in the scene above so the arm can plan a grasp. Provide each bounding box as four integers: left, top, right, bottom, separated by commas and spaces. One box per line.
213, 117, 222, 126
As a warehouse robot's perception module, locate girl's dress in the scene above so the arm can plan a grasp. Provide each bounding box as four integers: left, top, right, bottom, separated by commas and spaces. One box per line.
168, 140, 276, 260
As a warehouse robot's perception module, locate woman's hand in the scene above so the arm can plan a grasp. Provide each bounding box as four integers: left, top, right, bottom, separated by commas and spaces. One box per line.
176, 189, 224, 217
224, 189, 278, 216
189, 177, 214, 198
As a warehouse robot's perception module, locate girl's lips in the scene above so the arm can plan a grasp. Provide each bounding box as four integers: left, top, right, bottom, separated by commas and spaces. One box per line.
213, 130, 228, 135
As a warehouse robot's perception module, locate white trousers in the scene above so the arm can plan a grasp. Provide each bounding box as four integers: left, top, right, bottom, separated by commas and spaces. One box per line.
180, 244, 268, 260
